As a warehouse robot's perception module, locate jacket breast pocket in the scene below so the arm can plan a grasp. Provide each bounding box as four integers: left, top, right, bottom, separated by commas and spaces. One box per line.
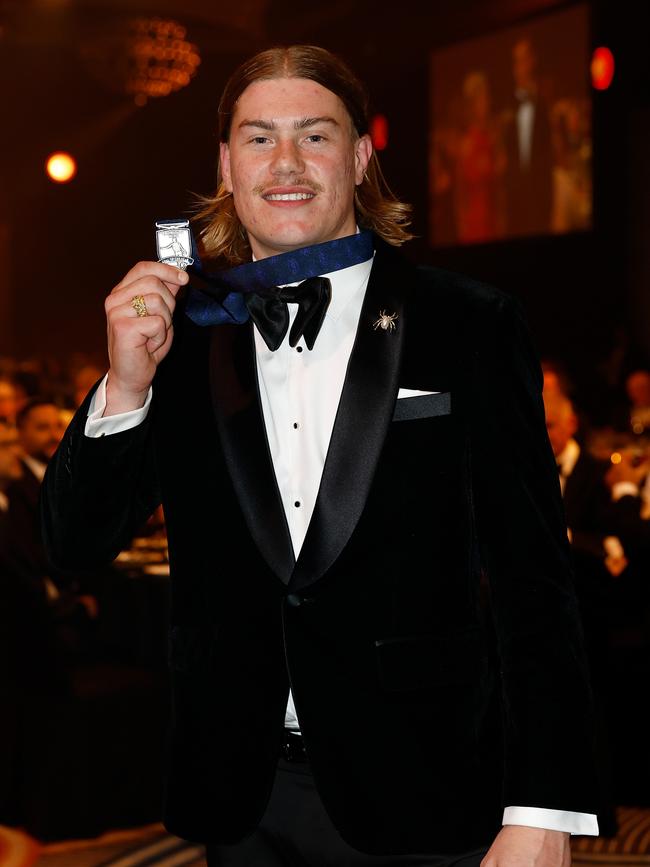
375, 628, 486, 692
392, 391, 451, 423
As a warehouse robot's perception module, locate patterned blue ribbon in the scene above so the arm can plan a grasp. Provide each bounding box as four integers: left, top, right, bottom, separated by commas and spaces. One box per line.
175, 224, 374, 328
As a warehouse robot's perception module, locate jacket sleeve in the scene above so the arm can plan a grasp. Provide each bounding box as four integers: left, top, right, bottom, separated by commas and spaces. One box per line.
470, 293, 598, 814
40, 384, 161, 572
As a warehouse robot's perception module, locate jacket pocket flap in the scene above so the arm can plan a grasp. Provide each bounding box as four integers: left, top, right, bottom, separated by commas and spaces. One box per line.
393, 391, 451, 422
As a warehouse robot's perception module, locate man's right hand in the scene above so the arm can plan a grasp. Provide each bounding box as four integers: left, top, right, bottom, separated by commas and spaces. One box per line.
103, 261, 188, 416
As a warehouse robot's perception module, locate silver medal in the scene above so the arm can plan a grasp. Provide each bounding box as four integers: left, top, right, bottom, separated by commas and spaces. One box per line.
155, 220, 194, 270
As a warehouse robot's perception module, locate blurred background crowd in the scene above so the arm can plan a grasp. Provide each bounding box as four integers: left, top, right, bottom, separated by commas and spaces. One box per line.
0, 357, 171, 842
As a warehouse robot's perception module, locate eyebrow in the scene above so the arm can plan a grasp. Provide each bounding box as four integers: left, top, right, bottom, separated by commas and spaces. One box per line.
237, 116, 341, 131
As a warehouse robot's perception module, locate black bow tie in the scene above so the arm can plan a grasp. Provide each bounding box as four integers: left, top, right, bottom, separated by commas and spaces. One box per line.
244, 276, 332, 351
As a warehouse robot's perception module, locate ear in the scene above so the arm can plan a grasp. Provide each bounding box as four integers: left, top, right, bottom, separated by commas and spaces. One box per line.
354, 133, 373, 186
220, 142, 233, 192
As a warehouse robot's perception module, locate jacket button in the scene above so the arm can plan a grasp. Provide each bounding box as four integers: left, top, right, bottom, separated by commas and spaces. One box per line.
286, 594, 302, 608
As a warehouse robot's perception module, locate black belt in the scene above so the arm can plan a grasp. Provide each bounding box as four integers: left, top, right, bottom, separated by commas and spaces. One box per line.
281, 729, 309, 763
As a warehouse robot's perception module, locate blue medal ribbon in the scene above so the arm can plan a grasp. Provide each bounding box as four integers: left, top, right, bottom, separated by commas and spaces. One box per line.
175, 225, 374, 328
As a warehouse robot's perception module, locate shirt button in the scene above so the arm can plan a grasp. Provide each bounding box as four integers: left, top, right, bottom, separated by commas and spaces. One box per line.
296, 346, 303, 353
293, 422, 299, 429
294, 501, 301, 508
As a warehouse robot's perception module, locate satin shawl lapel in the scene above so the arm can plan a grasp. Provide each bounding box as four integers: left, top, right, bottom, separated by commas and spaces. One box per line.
209, 321, 295, 584
289, 244, 408, 593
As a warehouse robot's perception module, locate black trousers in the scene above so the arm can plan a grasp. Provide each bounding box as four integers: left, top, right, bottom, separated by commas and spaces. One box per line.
206, 758, 489, 867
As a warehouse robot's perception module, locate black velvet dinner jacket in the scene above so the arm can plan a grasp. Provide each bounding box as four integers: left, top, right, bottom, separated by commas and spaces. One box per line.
41, 239, 597, 856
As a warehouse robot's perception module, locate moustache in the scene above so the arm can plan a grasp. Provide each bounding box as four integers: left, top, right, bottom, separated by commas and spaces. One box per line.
253, 180, 325, 195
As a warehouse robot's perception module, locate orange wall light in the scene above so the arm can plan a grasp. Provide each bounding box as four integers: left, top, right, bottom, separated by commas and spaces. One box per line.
591, 46, 615, 91
46, 152, 77, 183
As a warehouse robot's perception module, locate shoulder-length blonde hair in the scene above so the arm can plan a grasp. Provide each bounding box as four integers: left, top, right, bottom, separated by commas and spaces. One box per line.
195, 45, 413, 264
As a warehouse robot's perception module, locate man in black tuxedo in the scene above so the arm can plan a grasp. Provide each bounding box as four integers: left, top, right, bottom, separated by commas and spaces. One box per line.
4, 400, 65, 591
41, 46, 597, 866
544, 392, 624, 595
502, 38, 553, 237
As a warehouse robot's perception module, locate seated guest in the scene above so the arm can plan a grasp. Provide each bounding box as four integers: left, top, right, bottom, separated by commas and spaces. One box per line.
11, 370, 41, 413
2, 399, 98, 663
608, 368, 650, 438
5, 399, 65, 574
73, 364, 103, 410
541, 358, 573, 400
0, 377, 19, 425
0, 420, 23, 824
544, 393, 617, 563
605, 447, 650, 552
544, 392, 625, 655
625, 369, 650, 438
0, 420, 23, 548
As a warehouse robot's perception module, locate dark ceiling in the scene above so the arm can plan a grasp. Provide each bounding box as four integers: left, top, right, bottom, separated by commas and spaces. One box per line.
3, 0, 562, 51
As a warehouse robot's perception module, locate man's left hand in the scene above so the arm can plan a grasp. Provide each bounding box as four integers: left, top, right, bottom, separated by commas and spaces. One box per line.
481, 826, 571, 866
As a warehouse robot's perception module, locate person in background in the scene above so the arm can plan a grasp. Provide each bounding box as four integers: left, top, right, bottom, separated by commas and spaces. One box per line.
624, 369, 650, 438
0, 417, 24, 827
10, 371, 40, 416
541, 358, 574, 400
0, 420, 23, 546
73, 364, 104, 410
605, 448, 650, 551
544, 391, 626, 628
0, 377, 19, 425
455, 70, 505, 243
502, 37, 553, 237
3, 399, 98, 659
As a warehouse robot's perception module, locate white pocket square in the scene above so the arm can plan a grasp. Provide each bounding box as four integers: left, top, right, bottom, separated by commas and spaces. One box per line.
397, 389, 440, 399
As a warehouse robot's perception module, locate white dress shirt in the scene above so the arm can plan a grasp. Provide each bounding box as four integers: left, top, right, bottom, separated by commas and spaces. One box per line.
85, 259, 597, 836
555, 437, 581, 497
22, 454, 48, 483
253, 258, 371, 557
515, 89, 535, 170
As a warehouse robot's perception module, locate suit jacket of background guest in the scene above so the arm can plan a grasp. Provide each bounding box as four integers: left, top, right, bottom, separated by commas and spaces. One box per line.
40, 240, 597, 856
503, 96, 553, 236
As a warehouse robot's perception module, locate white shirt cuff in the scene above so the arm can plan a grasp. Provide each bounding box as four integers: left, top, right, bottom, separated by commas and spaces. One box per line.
84, 374, 152, 438
611, 481, 640, 501
502, 806, 599, 836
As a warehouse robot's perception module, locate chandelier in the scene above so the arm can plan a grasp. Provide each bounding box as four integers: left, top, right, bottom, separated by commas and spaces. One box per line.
126, 17, 200, 104
80, 16, 201, 105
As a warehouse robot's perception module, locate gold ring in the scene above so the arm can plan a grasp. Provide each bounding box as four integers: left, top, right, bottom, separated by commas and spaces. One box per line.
131, 294, 148, 317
